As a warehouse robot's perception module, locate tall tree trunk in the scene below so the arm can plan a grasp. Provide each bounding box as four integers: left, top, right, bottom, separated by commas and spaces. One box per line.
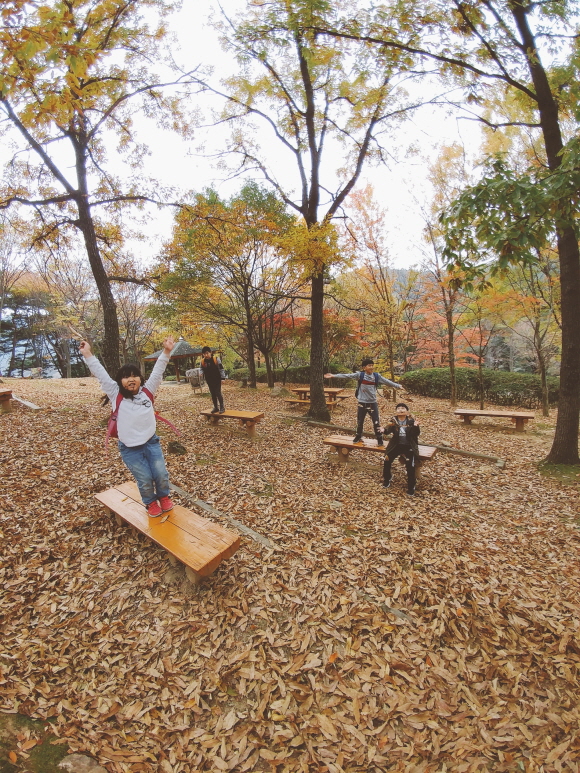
478, 357, 484, 410
511, 2, 579, 462
537, 349, 549, 418
307, 271, 331, 421
446, 308, 457, 407
75, 197, 120, 375
263, 351, 275, 387
244, 299, 257, 388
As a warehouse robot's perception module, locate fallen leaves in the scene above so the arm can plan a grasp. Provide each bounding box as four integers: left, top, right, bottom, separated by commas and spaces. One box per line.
0, 378, 579, 772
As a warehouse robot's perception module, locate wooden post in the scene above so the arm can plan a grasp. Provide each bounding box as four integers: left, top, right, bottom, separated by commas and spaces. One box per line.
337, 446, 350, 464
0, 391, 12, 413
246, 420, 256, 437
514, 417, 525, 432
185, 566, 202, 586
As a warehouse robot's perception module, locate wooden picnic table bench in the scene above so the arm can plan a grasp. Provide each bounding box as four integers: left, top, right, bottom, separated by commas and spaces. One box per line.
200, 408, 264, 437
454, 408, 534, 432
0, 388, 13, 413
95, 481, 240, 585
323, 434, 437, 478
285, 387, 347, 410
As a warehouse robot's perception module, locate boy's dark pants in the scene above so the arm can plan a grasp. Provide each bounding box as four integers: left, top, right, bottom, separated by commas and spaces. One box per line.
208, 381, 224, 411
383, 446, 416, 491
356, 401, 382, 440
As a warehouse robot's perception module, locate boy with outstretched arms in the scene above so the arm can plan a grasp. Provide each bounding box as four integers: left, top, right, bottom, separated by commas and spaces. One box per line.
324, 358, 404, 446
383, 402, 421, 496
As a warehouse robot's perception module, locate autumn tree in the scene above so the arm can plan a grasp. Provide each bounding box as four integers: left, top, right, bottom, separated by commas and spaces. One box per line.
0, 0, 193, 373
155, 184, 300, 388
493, 256, 561, 416
192, 0, 428, 420
321, 0, 580, 461
0, 220, 28, 348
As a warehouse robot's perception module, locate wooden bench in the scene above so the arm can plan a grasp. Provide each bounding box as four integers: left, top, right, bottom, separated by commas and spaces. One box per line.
0, 389, 13, 413
95, 482, 240, 585
454, 408, 534, 432
284, 399, 341, 409
200, 408, 264, 437
323, 434, 437, 477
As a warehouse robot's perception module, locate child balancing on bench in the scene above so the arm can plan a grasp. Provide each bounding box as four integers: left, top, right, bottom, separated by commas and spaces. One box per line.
324, 358, 405, 446
80, 336, 176, 518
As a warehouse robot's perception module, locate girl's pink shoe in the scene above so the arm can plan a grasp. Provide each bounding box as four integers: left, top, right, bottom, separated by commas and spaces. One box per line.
159, 496, 174, 512
146, 501, 162, 517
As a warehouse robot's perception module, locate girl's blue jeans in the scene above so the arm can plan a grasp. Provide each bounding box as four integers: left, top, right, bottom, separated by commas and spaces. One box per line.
118, 434, 170, 505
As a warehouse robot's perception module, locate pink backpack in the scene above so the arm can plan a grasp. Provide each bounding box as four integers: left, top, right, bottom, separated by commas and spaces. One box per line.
106, 387, 180, 449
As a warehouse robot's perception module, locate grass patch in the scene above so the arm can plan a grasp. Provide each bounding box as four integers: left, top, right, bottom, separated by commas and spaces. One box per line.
0, 714, 68, 773
538, 461, 580, 487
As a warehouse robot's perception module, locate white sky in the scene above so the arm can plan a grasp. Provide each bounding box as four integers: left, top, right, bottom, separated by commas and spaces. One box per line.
128, 0, 484, 269
0, 0, 484, 271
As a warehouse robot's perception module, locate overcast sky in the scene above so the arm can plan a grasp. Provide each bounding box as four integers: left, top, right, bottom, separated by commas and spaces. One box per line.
130, 0, 484, 269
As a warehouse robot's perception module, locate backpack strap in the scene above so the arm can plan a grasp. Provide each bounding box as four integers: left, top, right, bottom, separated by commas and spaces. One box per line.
142, 387, 181, 437
105, 393, 124, 451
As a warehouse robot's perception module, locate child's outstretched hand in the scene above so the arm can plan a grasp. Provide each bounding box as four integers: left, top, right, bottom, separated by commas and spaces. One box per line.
79, 340, 92, 358
163, 335, 175, 354
323, 373, 333, 379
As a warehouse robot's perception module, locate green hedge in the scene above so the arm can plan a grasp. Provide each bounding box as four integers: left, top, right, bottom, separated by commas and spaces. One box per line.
230, 364, 350, 384
399, 367, 558, 408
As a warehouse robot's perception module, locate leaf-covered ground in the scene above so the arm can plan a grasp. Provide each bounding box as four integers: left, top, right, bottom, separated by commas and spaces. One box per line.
1, 378, 579, 773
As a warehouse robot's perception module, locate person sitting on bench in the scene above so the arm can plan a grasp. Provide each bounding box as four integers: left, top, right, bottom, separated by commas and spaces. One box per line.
325, 359, 404, 446
382, 403, 421, 496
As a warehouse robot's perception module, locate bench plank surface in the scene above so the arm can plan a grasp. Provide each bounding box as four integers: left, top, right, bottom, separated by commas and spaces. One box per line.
323, 435, 437, 460
454, 408, 534, 431
95, 482, 240, 577
200, 408, 264, 436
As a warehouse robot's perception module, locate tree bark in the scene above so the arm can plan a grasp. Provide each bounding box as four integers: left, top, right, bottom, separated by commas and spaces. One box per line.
308, 271, 331, 421
478, 357, 484, 410
446, 307, 457, 407
263, 351, 275, 388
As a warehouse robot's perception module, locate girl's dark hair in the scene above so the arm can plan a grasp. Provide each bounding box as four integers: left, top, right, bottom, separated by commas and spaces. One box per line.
395, 402, 409, 411
201, 346, 212, 354
116, 364, 145, 398
100, 363, 144, 406
361, 358, 374, 367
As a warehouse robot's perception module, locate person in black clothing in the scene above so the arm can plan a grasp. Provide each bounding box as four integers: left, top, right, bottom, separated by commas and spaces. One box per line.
382, 403, 421, 496
200, 346, 225, 413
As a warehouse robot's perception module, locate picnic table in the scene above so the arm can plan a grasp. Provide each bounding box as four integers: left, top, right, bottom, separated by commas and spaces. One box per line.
285, 387, 347, 409
95, 481, 240, 585
454, 408, 535, 432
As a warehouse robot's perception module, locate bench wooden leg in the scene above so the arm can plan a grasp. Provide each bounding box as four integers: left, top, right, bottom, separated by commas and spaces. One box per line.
0, 396, 12, 413
245, 421, 256, 437
185, 566, 202, 586
462, 415, 473, 425
337, 447, 350, 464
514, 417, 526, 432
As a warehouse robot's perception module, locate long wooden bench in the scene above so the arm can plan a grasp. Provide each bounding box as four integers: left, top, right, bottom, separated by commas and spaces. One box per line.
454, 408, 534, 432
95, 482, 240, 585
200, 408, 264, 437
0, 388, 13, 413
323, 434, 437, 478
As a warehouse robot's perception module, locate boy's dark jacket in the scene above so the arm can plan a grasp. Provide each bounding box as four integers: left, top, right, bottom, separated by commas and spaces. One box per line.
383, 414, 420, 458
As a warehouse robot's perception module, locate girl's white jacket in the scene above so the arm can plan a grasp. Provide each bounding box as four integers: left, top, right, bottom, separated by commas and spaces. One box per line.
86, 352, 170, 447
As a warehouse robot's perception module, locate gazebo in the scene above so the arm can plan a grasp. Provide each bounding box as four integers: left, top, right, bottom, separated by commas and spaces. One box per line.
144, 337, 205, 383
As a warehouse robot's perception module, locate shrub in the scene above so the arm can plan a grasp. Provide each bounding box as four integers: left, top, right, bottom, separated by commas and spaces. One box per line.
399, 367, 559, 408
